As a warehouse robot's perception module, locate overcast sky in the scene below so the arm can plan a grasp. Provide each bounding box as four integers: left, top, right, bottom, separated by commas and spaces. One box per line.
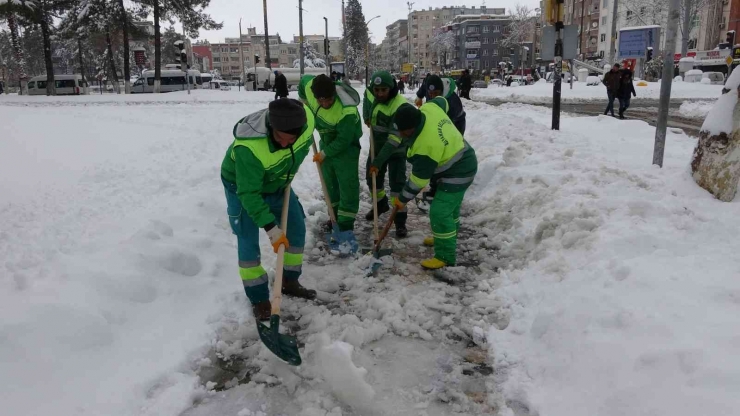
191, 0, 541, 44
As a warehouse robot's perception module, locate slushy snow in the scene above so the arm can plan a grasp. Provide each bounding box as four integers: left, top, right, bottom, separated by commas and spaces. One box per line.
2, 88, 739, 416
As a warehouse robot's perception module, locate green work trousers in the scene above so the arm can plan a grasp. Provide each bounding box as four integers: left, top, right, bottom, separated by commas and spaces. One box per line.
429, 189, 466, 266
322, 146, 360, 231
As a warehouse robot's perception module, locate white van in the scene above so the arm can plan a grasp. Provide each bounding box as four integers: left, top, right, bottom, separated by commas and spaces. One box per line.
208, 80, 231, 90
28, 74, 88, 95
702, 72, 725, 85
131, 69, 202, 93
245, 67, 329, 91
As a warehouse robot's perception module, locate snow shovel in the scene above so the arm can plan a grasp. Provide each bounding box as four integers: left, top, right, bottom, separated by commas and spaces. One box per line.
257, 185, 301, 366
311, 139, 342, 248
363, 206, 399, 275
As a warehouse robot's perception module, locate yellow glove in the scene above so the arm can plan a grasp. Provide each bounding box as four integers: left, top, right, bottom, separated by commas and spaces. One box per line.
393, 198, 406, 211
313, 151, 325, 163
415, 97, 423, 108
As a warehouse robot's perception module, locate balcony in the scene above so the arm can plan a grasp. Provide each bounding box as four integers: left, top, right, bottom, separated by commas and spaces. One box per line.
465, 41, 481, 48
466, 53, 479, 59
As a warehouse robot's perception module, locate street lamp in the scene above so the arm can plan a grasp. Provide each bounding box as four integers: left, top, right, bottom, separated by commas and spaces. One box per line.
365, 15, 381, 84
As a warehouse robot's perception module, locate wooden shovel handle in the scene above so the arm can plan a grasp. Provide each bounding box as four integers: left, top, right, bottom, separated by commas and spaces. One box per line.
374, 206, 399, 253
271, 184, 292, 316
311, 139, 337, 224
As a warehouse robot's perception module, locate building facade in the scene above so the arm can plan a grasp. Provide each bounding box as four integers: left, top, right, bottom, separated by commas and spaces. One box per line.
449, 14, 530, 76
564, 0, 602, 60
385, 19, 408, 72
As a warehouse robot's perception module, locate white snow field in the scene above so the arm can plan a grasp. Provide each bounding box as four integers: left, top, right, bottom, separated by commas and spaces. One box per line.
473, 79, 725, 103
1, 89, 739, 416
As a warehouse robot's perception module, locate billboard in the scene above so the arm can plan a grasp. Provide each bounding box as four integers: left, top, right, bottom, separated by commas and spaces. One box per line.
618, 26, 661, 59
402, 63, 414, 73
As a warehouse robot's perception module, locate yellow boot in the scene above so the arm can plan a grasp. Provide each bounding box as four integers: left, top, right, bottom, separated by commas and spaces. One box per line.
423, 237, 434, 247
421, 258, 447, 270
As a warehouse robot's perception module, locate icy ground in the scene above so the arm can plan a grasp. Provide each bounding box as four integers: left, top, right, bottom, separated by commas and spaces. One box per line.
1, 90, 739, 416
472, 79, 724, 103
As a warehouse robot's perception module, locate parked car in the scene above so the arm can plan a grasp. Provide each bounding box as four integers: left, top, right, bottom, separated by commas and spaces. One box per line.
702, 72, 725, 85
209, 80, 231, 90
491, 79, 503, 87
684, 69, 703, 83
473, 80, 488, 88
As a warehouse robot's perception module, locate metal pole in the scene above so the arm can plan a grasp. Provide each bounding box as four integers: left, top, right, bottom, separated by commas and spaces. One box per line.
299, 0, 305, 75
570, 58, 574, 89
324, 17, 330, 76
652, 0, 681, 167
553, 22, 563, 130
263, 0, 272, 70
608, 0, 619, 64
407, 2, 414, 69
183, 27, 190, 95
342, 0, 347, 61
239, 19, 245, 91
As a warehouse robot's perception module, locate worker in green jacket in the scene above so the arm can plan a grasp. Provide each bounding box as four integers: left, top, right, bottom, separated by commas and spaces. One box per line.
221, 98, 316, 321
299, 74, 363, 253
373, 101, 477, 270
363, 70, 410, 237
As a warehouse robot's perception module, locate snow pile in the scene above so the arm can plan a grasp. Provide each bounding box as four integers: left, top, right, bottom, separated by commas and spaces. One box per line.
678, 100, 716, 119
455, 101, 740, 415
316, 337, 376, 411
701, 67, 740, 135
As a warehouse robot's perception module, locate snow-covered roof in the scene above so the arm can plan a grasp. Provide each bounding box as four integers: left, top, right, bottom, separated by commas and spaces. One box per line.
686, 69, 703, 75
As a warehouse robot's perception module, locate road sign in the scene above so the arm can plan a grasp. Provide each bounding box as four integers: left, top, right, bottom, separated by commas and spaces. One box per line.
402, 63, 414, 73
726, 55, 734, 66
541, 25, 578, 60
618, 26, 661, 59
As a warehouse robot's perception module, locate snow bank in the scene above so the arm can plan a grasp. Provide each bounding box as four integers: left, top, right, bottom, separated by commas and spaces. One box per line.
679, 100, 716, 119
455, 101, 740, 415
701, 67, 740, 135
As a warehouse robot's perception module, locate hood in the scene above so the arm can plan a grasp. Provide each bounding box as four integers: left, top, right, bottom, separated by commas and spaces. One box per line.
233, 109, 269, 140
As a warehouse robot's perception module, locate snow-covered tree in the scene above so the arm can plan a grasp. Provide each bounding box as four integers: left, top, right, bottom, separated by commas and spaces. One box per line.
643, 53, 663, 81
430, 29, 455, 71
502, 5, 534, 73
293, 41, 326, 68
0, 0, 34, 94
343, 0, 367, 79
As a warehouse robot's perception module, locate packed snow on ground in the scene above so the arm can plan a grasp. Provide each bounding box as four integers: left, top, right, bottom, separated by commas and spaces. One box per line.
678, 100, 716, 119
473, 79, 724, 103
2, 89, 739, 416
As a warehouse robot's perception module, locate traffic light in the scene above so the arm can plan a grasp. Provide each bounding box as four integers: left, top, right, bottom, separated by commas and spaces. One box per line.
727, 30, 736, 47
174, 40, 188, 69
544, 0, 565, 25
324, 38, 330, 57
254, 54, 261, 64
646, 47, 653, 62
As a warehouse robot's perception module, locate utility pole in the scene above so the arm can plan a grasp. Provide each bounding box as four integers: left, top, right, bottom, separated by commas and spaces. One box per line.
239, 19, 245, 91
653, 0, 681, 167
324, 17, 330, 76
263, 0, 272, 70
551, 0, 564, 130
342, 0, 347, 61
299, 0, 305, 75
407, 2, 414, 69
608, 0, 619, 64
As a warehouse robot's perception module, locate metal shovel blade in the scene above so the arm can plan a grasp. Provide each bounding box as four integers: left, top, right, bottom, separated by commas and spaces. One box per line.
257, 315, 301, 366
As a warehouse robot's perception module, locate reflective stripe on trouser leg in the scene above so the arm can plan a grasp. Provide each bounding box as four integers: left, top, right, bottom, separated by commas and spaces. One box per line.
429, 189, 466, 266
239, 261, 270, 305
284, 246, 304, 281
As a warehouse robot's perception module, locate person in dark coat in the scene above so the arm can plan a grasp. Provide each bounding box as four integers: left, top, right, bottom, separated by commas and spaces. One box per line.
273, 70, 288, 100
617, 69, 637, 119
602, 63, 621, 116
398, 79, 406, 94
506, 76, 513, 87
458, 69, 472, 99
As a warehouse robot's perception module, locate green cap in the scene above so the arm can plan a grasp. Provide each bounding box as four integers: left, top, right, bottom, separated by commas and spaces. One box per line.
369, 71, 394, 89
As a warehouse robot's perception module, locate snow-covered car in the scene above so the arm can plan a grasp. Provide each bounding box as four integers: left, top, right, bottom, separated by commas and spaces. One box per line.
586, 76, 601, 86
684, 69, 703, 83
491, 79, 503, 87
473, 80, 488, 88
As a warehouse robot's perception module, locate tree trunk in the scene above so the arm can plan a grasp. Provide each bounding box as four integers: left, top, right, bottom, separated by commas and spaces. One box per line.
153, 0, 161, 93
39, 14, 55, 96
77, 36, 87, 93
118, 0, 131, 93
105, 28, 120, 93
6, 12, 28, 95
681, 0, 691, 56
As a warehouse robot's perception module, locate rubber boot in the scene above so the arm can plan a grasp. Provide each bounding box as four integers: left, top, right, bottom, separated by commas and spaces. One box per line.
252, 300, 272, 321
421, 258, 447, 270
365, 196, 390, 221
423, 237, 434, 247
282, 279, 317, 300
394, 211, 408, 238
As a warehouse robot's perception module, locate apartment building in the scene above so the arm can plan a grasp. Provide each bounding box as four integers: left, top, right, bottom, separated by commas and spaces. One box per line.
564, 0, 602, 60
408, 5, 505, 72
385, 19, 408, 72
449, 14, 531, 74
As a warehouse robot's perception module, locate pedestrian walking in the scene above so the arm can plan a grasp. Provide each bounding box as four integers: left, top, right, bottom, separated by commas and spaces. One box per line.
372, 102, 477, 270
618, 69, 636, 119
273, 70, 289, 100
398, 79, 406, 94
299, 74, 363, 252
458, 69, 472, 99
602, 63, 621, 117
363, 71, 410, 237
220, 98, 317, 321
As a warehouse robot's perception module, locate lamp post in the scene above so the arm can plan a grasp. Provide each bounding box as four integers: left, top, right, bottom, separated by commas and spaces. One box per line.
365, 15, 381, 84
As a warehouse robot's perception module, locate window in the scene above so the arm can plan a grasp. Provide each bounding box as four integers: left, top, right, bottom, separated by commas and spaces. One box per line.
493, 25, 501, 32
162, 76, 186, 85
231, 66, 240, 70
484, 60, 488, 67
483, 49, 488, 56
27, 81, 35, 89
230, 48, 238, 53
221, 48, 228, 52
55, 80, 76, 88
147, 78, 154, 86
230, 57, 239, 61
466, 49, 478, 55
467, 26, 480, 33
626, 10, 633, 17
213, 57, 221, 62
603, 0, 608, 7
601, 34, 606, 42
493, 37, 499, 44
510, 48, 515, 55
602, 16, 607, 25
483, 26, 490, 33
483, 37, 489, 44
639, 6, 646, 14
37, 81, 46, 89
493, 49, 498, 56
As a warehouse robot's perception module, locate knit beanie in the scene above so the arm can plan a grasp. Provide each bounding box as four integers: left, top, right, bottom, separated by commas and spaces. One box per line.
310, 74, 336, 99
394, 103, 422, 131
369, 71, 394, 89
269, 98, 306, 134
426, 75, 444, 94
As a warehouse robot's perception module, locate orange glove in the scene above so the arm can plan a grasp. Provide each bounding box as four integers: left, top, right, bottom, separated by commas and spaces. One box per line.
266, 227, 289, 253
393, 198, 406, 211
313, 151, 325, 163
368, 165, 379, 176
415, 97, 423, 108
